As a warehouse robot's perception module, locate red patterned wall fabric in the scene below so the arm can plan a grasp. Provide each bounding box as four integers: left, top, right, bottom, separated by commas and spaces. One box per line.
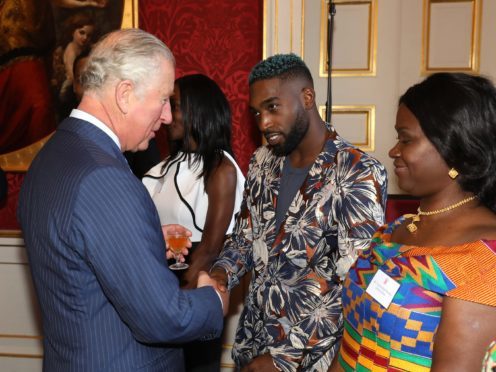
139, 0, 263, 174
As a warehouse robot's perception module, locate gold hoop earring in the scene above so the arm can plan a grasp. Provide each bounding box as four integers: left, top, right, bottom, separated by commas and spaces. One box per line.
448, 168, 459, 179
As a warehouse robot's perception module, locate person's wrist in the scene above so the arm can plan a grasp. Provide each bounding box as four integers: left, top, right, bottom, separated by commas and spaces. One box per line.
209, 265, 227, 275
209, 266, 228, 282
209, 266, 229, 295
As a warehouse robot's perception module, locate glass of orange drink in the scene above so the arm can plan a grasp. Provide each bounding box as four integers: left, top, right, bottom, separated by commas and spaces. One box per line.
166, 232, 189, 270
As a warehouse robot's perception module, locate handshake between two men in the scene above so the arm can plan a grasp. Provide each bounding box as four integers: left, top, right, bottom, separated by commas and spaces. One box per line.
163, 224, 230, 316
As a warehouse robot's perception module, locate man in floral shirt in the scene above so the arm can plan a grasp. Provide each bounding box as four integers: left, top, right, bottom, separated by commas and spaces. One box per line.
210, 53, 387, 371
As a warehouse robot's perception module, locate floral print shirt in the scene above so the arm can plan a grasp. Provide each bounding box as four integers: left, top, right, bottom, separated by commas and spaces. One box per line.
212, 127, 387, 371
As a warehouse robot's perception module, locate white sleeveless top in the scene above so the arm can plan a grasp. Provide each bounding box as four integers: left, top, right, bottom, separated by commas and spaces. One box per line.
142, 151, 245, 242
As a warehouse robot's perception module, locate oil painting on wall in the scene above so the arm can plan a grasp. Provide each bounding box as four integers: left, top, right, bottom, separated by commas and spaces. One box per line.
0, 0, 137, 233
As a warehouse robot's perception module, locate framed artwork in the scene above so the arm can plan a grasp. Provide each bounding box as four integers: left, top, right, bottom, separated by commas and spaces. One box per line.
0, 0, 138, 236
319, 0, 378, 77
319, 105, 376, 151
421, 0, 481, 74
0, 0, 138, 172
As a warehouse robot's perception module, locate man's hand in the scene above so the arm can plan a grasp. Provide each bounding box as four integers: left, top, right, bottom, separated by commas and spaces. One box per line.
180, 250, 218, 289
197, 271, 229, 316
162, 224, 192, 261
209, 267, 228, 293
241, 354, 279, 372
180, 258, 208, 289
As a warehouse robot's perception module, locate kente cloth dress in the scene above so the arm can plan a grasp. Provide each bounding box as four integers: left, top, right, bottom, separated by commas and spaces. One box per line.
483, 341, 496, 372
338, 216, 496, 371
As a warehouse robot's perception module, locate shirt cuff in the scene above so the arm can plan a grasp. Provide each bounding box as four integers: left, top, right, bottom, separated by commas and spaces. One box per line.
214, 289, 224, 311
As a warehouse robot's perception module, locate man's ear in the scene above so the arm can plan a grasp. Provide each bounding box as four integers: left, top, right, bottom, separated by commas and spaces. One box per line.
115, 80, 133, 114
302, 87, 315, 110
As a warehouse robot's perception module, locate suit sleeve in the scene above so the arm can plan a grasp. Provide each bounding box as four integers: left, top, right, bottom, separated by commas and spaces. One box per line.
71, 166, 223, 344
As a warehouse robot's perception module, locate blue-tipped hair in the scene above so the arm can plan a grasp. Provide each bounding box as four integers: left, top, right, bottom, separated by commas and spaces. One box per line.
248, 53, 313, 86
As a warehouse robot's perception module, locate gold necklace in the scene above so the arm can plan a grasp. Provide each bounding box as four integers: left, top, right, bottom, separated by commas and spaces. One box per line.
405, 195, 477, 234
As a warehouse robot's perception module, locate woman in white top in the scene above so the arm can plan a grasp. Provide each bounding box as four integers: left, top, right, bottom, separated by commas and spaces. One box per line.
143, 74, 245, 372
143, 73, 245, 288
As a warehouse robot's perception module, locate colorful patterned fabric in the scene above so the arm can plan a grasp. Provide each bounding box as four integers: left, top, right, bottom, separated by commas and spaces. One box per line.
483, 341, 496, 372
338, 216, 496, 371
213, 126, 388, 371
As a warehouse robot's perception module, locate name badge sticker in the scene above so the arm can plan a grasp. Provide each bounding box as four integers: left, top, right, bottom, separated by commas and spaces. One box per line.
366, 269, 400, 309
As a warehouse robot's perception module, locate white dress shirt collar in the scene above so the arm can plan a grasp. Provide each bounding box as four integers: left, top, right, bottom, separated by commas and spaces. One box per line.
70, 109, 121, 150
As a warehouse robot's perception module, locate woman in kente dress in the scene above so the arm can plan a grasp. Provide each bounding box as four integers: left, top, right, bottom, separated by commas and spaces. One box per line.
330, 73, 496, 371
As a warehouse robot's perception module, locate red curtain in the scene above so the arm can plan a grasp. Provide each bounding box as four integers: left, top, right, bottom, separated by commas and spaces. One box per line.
139, 0, 263, 174
0, 58, 57, 154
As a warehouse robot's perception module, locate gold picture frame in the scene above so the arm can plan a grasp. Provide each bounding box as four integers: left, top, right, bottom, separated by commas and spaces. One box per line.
319, 104, 375, 151
421, 0, 481, 74
319, 0, 378, 77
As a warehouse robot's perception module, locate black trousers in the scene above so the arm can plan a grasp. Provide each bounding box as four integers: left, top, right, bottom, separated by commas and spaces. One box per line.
184, 336, 222, 372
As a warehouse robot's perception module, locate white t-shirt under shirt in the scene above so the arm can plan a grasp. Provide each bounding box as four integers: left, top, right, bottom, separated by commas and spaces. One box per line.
142, 151, 245, 242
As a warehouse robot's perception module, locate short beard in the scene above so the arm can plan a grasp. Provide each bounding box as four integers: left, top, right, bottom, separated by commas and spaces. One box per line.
271, 110, 309, 156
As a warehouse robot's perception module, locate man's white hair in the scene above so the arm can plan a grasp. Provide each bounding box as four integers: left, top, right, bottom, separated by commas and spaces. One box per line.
81, 28, 175, 98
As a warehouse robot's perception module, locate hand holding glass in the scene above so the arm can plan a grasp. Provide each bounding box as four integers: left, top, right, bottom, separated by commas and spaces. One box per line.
166, 233, 189, 270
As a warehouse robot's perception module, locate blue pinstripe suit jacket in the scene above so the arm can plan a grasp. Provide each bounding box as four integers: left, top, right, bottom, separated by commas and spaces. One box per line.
18, 118, 223, 371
